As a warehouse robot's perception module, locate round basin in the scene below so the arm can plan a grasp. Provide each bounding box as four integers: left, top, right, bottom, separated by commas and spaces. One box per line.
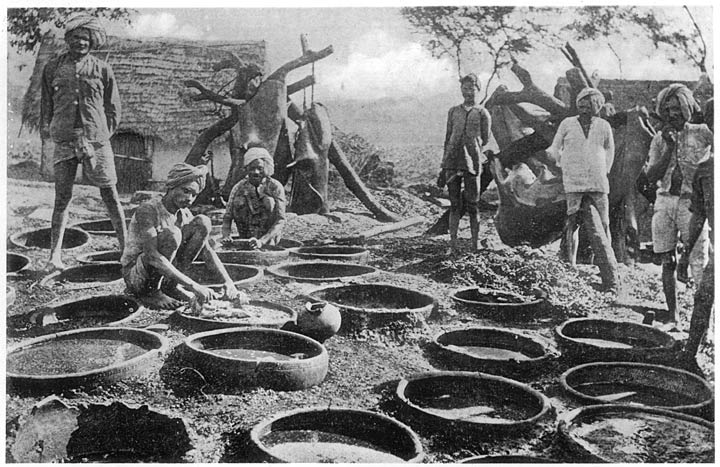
397, 371, 551, 435
226, 236, 302, 250
182, 328, 328, 390
184, 262, 263, 289
558, 404, 714, 463
267, 261, 377, 283
451, 287, 546, 321
433, 327, 554, 378
560, 362, 713, 417
250, 407, 424, 463
9, 227, 90, 251
26, 295, 144, 330
460, 455, 558, 463
173, 300, 297, 332
40, 263, 123, 288
7, 252, 31, 274
289, 245, 370, 264
215, 246, 290, 266
308, 282, 435, 331
7, 327, 168, 392
555, 318, 677, 363
72, 218, 129, 236
77, 250, 122, 265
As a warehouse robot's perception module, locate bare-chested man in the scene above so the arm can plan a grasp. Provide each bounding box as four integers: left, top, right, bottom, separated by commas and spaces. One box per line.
121, 163, 240, 309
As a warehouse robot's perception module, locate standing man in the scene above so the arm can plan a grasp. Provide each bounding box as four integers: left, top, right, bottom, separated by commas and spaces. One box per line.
438, 73, 491, 251
549, 87, 619, 292
641, 85, 712, 328
121, 163, 241, 309
41, 14, 126, 272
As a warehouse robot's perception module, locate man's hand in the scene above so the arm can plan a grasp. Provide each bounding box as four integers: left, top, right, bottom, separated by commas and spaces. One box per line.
248, 237, 264, 249
223, 283, 249, 304
191, 283, 217, 304
661, 124, 677, 144
220, 236, 233, 246
677, 255, 690, 284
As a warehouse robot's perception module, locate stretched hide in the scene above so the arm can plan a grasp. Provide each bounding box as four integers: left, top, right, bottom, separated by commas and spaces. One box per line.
289, 103, 332, 214
223, 79, 287, 197
490, 158, 567, 247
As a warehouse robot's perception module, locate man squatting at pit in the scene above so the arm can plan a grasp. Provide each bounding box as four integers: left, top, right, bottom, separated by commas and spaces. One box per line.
121, 163, 241, 309
41, 14, 127, 272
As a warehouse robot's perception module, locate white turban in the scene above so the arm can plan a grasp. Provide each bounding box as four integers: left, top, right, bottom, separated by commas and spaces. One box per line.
656, 84, 700, 123
64, 13, 107, 49
243, 147, 275, 176
575, 87, 605, 114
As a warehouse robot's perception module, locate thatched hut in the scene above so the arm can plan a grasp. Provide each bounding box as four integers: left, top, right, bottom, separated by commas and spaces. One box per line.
22, 33, 265, 193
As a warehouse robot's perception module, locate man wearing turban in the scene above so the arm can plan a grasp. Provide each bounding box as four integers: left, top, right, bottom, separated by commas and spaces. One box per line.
221, 146, 287, 249
41, 13, 124, 271
641, 84, 712, 330
438, 73, 492, 251
121, 163, 241, 309
548, 87, 619, 292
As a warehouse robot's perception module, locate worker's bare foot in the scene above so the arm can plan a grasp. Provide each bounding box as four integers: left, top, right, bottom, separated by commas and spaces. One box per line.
139, 290, 183, 310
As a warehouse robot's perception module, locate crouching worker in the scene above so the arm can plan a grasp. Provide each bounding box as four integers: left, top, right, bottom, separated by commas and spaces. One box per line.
121, 163, 241, 309
221, 147, 287, 249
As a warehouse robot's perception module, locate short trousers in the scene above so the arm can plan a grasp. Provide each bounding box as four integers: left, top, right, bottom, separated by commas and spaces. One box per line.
446, 171, 480, 208
566, 192, 609, 226
54, 139, 117, 187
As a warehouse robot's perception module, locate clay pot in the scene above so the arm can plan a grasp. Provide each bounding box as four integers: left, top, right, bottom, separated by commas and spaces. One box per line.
296, 301, 341, 343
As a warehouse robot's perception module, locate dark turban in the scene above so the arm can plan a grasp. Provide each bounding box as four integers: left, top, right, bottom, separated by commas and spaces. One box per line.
166, 163, 208, 191
65, 13, 107, 49
656, 84, 700, 123
460, 73, 481, 91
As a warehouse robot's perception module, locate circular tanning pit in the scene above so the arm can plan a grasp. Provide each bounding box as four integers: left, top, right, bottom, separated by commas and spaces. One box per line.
289, 245, 370, 264
182, 328, 328, 390
7, 327, 168, 393
267, 261, 377, 283
451, 287, 545, 322
555, 318, 677, 363
215, 245, 290, 266
40, 263, 124, 288
460, 455, 559, 463
558, 404, 714, 463
173, 300, 297, 332
561, 362, 713, 417
77, 250, 122, 265
250, 407, 424, 463
72, 218, 129, 236
184, 262, 263, 289
10, 227, 90, 251
433, 328, 554, 378
7, 252, 31, 274
308, 282, 434, 331
397, 371, 551, 436
27, 295, 144, 331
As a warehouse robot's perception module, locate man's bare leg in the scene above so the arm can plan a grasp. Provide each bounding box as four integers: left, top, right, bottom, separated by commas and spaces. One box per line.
161, 215, 211, 300
100, 185, 127, 251
46, 160, 76, 272
135, 228, 184, 309
564, 214, 580, 269
660, 251, 679, 326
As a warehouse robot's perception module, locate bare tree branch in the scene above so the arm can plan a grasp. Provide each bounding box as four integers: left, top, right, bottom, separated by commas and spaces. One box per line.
184, 79, 246, 107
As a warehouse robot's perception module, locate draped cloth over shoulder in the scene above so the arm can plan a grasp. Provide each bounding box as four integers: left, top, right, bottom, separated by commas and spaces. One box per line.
166, 163, 208, 191
64, 13, 107, 49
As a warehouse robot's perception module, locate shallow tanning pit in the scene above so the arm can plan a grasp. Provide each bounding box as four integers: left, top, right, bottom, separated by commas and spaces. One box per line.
560, 362, 713, 417
7, 252, 31, 274
77, 250, 122, 265
397, 371, 551, 436
181, 328, 328, 390
308, 282, 434, 331
72, 218, 129, 236
7, 327, 169, 393
250, 407, 424, 463
173, 300, 297, 332
460, 455, 559, 463
184, 262, 263, 289
289, 245, 370, 264
451, 287, 546, 322
10, 227, 90, 251
433, 328, 554, 378
555, 318, 677, 364
26, 295, 144, 331
267, 261, 377, 282
215, 245, 290, 266
40, 263, 124, 288
558, 404, 714, 463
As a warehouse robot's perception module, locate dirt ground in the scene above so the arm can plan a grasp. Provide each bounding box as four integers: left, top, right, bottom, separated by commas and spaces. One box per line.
4, 171, 713, 463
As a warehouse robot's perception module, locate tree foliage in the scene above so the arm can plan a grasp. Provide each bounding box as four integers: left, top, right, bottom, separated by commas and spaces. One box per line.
401, 6, 561, 101
565, 6, 708, 72
8, 8, 134, 53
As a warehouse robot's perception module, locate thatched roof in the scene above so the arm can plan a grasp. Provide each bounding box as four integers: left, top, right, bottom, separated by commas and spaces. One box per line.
22, 33, 266, 144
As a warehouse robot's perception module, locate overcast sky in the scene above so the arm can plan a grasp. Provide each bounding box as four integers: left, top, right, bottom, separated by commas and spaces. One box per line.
6, 5, 715, 102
